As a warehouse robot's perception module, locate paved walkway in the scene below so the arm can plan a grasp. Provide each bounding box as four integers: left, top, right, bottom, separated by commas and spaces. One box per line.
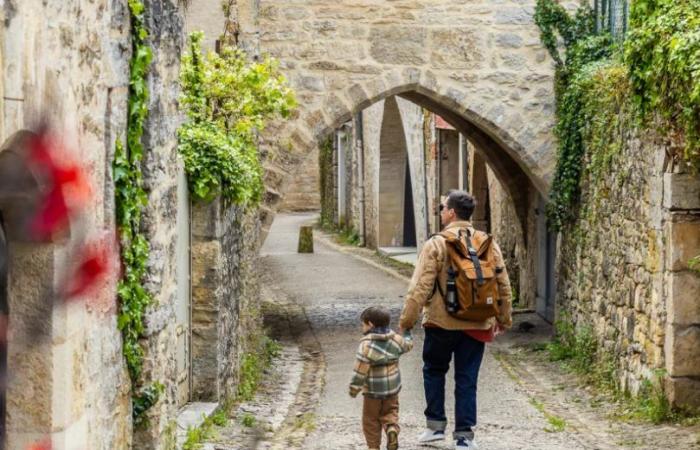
261, 213, 591, 450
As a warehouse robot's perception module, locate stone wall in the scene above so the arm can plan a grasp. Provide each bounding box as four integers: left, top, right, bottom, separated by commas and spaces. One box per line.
0, 1, 134, 448
486, 167, 535, 308
557, 128, 700, 406
242, 0, 560, 241
361, 101, 385, 249
190, 200, 263, 403
279, 149, 321, 212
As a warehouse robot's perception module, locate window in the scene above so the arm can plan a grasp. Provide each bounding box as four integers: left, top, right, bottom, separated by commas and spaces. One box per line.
594, 0, 629, 37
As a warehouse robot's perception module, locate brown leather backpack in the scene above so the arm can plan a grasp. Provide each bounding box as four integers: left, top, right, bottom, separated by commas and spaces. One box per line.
433, 228, 502, 321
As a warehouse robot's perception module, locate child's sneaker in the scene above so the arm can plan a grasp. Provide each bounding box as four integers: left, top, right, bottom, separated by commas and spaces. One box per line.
455, 437, 478, 449
418, 428, 445, 443
386, 427, 399, 450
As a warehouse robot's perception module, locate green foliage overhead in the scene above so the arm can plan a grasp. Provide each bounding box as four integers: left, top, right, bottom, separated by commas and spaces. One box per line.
535, 0, 700, 230
624, 0, 700, 170
113, 0, 161, 423
178, 31, 296, 205
534, 0, 612, 230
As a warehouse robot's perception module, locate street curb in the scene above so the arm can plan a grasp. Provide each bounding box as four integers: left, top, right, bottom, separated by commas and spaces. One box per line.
312, 230, 412, 284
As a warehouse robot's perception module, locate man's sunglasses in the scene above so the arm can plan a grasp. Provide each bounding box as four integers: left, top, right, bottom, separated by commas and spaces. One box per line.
439, 203, 448, 211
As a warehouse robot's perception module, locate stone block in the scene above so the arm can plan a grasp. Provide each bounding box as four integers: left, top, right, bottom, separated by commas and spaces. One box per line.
663, 173, 700, 210
295, 75, 325, 92
665, 325, 700, 377
192, 200, 223, 239
370, 26, 427, 65
430, 29, 483, 69
666, 377, 700, 409
665, 219, 700, 271
495, 33, 523, 48
494, 7, 534, 25
667, 271, 700, 326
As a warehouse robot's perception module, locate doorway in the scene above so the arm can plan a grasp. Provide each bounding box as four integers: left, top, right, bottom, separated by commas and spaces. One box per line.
402, 162, 416, 247
536, 196, 556, 323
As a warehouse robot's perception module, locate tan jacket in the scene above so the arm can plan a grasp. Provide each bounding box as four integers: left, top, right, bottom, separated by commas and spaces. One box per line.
399, 221, 513, 331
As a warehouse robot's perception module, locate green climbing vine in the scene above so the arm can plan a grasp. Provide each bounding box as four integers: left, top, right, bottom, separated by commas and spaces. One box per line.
178, 31, 296, 206
624, 0, 700, 170
535, 0, 700, 230
318, 136, 335, 227
113, 0, 163, 424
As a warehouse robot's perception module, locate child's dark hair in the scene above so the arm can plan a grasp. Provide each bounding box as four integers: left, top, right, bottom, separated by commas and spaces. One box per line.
360, 306, 391, 327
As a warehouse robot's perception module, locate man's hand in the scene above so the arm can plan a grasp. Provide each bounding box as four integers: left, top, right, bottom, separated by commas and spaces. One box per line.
494, 322, 505, 337
349, 387, 358, 398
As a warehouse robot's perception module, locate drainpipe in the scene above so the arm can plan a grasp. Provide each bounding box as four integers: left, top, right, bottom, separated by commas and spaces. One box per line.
356, 112, 366, 247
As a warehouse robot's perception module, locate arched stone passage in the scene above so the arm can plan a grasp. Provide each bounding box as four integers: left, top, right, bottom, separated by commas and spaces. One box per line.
265, 77, 546, 247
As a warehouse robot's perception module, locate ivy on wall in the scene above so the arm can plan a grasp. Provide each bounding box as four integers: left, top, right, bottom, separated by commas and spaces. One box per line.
535, 0, 700, 230
113, 0, 163, 424
178, 31, 296, 206
624, 0, 700, 170
318, 136, 335, 227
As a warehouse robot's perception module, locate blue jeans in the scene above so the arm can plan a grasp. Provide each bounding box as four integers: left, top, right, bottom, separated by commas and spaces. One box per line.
423, 328, 485, 439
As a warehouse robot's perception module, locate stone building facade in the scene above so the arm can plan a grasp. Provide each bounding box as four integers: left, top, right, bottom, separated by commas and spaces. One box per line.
0, 1, 265, 449
219, 0, 698, 408
558, 131, 700, 408
0, 3, 697, 450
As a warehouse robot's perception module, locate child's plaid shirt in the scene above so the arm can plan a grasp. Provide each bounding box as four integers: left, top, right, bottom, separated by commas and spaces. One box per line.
349, 328, 413, 399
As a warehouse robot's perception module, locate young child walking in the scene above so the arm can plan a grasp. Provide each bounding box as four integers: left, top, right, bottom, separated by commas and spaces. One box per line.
349, 306, 413, 450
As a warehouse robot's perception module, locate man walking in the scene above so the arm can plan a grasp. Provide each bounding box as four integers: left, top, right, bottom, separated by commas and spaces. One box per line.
399, 190, 513, 450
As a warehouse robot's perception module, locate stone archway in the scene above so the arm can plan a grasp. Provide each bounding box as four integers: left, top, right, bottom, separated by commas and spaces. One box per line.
263, 78, 546, 310
0, 132, 55, 450
264, 76, 549, 246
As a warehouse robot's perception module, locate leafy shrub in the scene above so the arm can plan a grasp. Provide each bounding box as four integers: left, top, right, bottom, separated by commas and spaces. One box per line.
178, 31, 296, 205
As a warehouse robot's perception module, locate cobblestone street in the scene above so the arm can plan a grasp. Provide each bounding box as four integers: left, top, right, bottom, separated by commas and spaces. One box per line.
256, 213, 700, 450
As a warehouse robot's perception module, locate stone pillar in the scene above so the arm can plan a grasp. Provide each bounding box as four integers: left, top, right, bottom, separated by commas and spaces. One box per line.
469, 147, 490, 233
397, 98, 428, 250
378, 97, 408, 247
663, 173, 700, 408
190, 200, 224, 402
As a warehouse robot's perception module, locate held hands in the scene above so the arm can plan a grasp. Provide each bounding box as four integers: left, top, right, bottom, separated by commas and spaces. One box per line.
494, 322, 505, 337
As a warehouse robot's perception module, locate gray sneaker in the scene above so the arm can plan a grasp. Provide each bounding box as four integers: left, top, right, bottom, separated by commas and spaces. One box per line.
418, 428, 446, 443
455, 437, 478, 450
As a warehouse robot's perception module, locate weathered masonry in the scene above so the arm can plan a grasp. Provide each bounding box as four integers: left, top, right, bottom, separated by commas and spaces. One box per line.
216, 0, 699, 409
0, 1, 265, 449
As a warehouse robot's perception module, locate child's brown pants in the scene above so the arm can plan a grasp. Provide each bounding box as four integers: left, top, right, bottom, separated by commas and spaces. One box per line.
362, 394, 400, 449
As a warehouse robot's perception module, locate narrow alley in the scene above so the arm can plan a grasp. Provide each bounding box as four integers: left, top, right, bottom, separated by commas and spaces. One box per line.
253, 213, 700, 450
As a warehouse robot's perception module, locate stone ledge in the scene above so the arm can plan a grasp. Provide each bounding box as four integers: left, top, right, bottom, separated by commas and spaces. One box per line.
663, 173, 700, 210
666, 376, 700, 409
665, 218, 700, 271
665, 325, 700, 377
667, 271, 700, 326
175, 402, 218, 450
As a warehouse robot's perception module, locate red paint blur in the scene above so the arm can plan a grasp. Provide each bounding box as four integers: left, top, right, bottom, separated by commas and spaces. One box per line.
26, 438, 51, 450
26, 132, 91, 240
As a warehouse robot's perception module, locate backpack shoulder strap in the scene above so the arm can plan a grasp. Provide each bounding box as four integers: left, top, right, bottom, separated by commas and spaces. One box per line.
460, 228, 486, 286
428, 232, 450, 300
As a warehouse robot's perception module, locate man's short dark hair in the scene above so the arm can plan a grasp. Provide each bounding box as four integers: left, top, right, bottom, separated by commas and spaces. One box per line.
446, 190, 476, 220
360, 306, 391, 327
